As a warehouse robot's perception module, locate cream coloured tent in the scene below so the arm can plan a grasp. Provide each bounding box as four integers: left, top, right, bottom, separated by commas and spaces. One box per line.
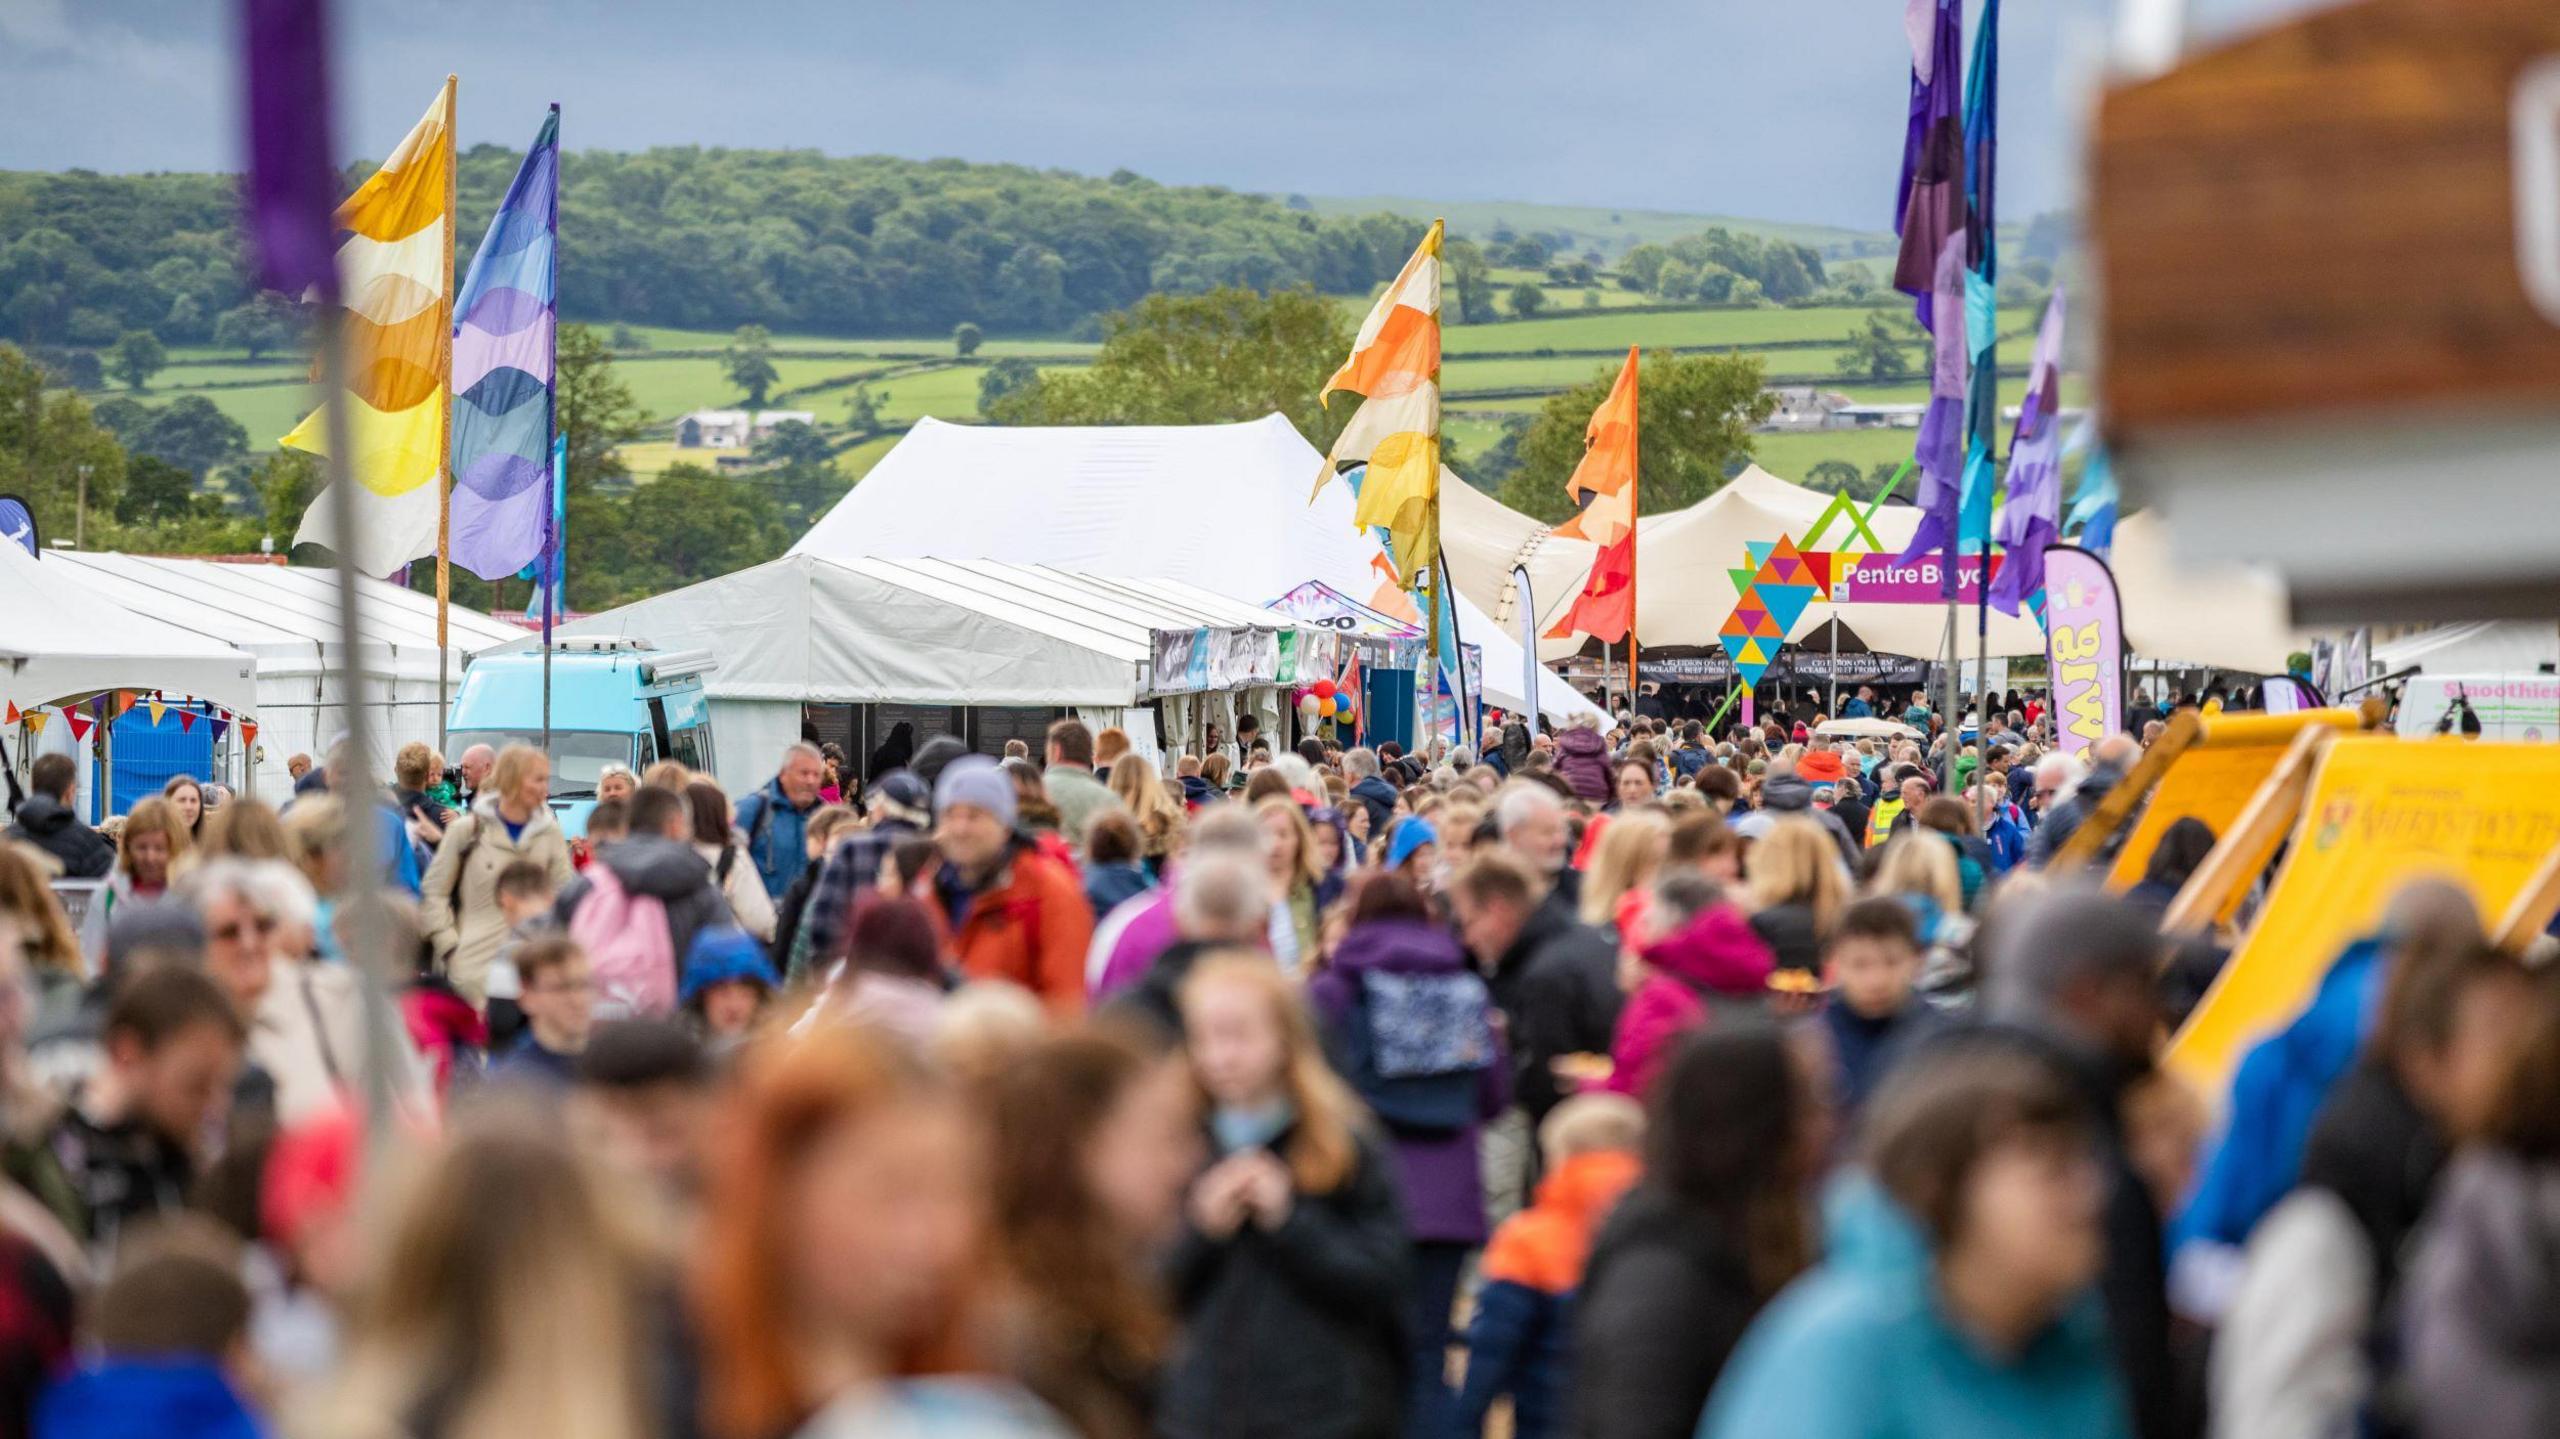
793, 415, 1605, 728
1442, 463, 2304, 673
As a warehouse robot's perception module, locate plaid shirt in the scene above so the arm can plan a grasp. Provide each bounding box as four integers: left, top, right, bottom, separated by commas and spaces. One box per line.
786, 817, 921, 984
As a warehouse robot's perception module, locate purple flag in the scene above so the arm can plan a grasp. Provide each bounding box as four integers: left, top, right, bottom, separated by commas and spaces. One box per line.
1893, 0, 1965, 325
1990, 288, 2068, 614
1895, 235, 1971, 589
237, 0, 340, 303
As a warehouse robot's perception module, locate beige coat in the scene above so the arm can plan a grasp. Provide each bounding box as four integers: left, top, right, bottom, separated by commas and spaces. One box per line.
252, 960, 432, 1124
420, 801, 575, 1006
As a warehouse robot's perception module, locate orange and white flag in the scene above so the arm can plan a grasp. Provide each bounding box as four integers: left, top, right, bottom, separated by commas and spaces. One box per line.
1315, 220, 1442, 583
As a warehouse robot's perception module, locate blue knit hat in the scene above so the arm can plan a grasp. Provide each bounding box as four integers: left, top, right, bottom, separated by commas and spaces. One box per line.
1385, 817, 1439, 870
681, 925, 779, 1005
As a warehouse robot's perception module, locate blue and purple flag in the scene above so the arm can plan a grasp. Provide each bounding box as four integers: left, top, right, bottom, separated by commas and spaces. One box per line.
1990, 288, 2067, 615
1896, 237, 1971, 584
1958, 0, 2001, 554
522, 434, 569, 637
450, 106, 559, 581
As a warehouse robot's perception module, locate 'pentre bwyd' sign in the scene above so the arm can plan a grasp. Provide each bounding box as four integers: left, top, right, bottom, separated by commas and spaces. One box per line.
1830, 551, 2005, 605
2041, 545, 2125, 755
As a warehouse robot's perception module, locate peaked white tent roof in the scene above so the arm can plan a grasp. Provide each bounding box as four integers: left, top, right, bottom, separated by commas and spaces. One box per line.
1441, 463, 2305, 674
794, 415, 1605, 726
43, 552, 523, 680
544, 553, 1325, 706
0, 543, 258, 719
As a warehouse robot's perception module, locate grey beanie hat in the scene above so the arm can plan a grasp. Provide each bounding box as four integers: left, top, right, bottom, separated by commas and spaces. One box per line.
933, 755, 1018, 830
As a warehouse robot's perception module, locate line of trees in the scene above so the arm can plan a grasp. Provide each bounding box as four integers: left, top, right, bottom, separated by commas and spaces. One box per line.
0, 153, 1434, 354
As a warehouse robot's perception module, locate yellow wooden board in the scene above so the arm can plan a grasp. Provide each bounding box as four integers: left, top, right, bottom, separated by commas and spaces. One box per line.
2165, 736, 2560, 1094
2102, 710, 2360, 903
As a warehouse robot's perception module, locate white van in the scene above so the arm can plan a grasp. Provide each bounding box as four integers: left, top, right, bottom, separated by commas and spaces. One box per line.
2393, 675, 2560, 740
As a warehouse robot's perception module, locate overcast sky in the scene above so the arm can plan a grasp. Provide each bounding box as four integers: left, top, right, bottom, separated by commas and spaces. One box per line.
1, 0, 2333, 231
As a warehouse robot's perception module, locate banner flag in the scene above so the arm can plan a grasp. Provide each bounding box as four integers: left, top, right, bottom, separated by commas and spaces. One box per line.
2042, 545, 2124, 756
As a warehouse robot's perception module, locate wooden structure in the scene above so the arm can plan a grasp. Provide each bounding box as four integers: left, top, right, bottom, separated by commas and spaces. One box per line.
2093, 0, 2560, 621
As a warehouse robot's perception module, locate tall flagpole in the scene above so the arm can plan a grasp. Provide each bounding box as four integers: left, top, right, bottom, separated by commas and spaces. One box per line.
1626, 352, 1641, 716
433, 73, 457, 750
1425, 215, 1445, 753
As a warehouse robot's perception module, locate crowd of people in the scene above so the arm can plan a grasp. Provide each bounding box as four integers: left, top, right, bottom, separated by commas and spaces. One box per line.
0, 689, 2555, 1439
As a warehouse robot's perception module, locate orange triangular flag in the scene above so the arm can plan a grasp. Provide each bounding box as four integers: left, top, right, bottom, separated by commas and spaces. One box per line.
241, 720, 260, 747
112, 691, 136, 719
1554, 347, 1640, 542
22, 710, 45, 736
2, 702, 16, 724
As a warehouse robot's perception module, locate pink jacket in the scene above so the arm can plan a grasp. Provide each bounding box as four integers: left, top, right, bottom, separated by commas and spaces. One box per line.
1606, 905, 1775, 1097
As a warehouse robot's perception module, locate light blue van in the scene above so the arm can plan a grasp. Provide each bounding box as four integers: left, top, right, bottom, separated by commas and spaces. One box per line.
446, 637, 719, 837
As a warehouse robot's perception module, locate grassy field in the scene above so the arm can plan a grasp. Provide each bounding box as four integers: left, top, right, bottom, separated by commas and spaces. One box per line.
1302, 194, 1892, 261
1749, 428, 1923, 484
1440, 304, 2034, 355
611, 324, 1099, 360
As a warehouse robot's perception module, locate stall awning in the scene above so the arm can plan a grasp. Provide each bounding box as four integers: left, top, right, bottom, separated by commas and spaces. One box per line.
536, 553, 1343, 708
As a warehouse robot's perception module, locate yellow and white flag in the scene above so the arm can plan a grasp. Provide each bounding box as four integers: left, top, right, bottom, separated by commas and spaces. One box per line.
285, 78, 454, 577
1315, 220, 1441, 584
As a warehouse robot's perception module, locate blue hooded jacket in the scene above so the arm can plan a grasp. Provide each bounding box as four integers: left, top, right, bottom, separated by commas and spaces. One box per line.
2171, 936, 2386, 1250
39, 1358, 264, 1439
1699, 1180, 2132, 1439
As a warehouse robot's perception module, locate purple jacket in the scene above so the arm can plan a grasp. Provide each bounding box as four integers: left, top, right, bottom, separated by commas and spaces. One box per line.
1310, 917, 1510, 1244
1090, 888, 1181, 999
1555, 727, 1613, 803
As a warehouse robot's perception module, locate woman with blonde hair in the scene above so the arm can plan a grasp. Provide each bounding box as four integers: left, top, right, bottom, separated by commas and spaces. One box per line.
1579, 809, 1670, 933
108, 795, 189, 913
197, 796, 289, 862
0, 842, 85, 1024
421, 744, 576, 1006
1867, 832, 1976, 994
1166, 956, 1407, 1439
641, 759, 693, 792
1744, 817, 1850, 977
694, 1023, 1033, 1439
308, 1099, 670, 1439
1253, 798, 1324, 975
1870, 833, 1963, 917
1108, 753, 1186, 875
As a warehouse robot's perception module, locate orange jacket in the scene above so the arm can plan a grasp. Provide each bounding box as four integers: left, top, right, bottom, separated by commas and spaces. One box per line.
922, 847, 1093, 1019
1479, 1149, 1644, 1294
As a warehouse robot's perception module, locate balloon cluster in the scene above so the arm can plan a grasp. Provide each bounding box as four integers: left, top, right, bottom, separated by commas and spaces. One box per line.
1295, 678, 1358, 724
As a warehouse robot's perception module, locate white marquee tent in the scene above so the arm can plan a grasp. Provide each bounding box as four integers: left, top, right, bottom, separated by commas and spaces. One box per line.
794, 415, 1606, 730
540, 553, 1358, 792
2372, 620, 2560, 679
3, 543, 262, 812
1, 545, 260, 722
42, 552, 525, 798
1440, 463, 2305, 674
